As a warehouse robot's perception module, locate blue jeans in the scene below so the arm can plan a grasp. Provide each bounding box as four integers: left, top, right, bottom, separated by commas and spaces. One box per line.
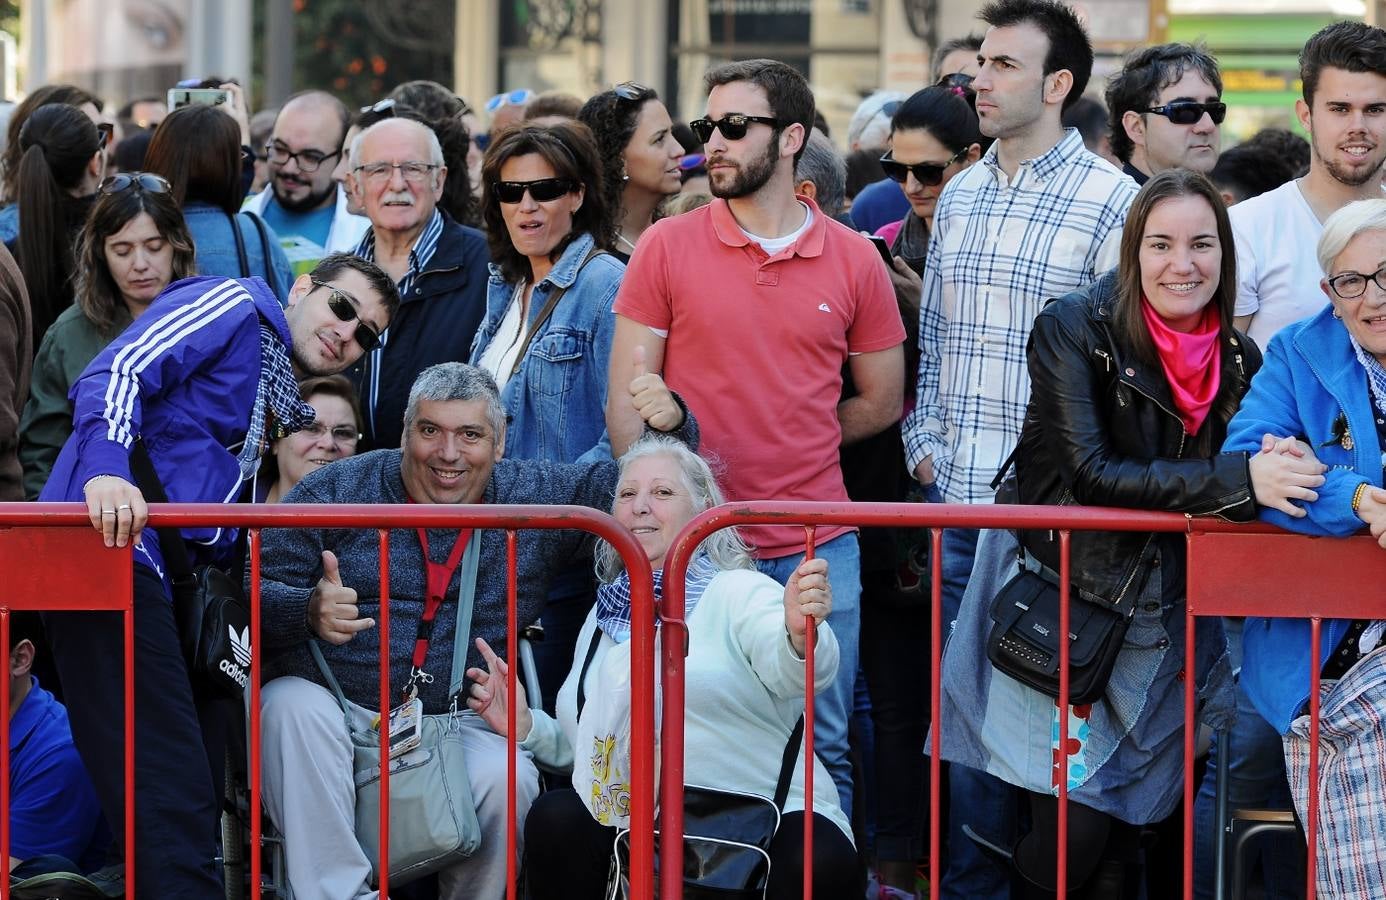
757, 531, 861, 819
1193, 618, 1303, 900
924, 485, 1016, 900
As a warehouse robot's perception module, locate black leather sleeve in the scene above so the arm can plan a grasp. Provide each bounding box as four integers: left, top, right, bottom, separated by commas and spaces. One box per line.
1026, 305, 1256, 520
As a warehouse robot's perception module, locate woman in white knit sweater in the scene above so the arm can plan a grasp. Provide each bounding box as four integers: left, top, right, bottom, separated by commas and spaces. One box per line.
465, 434, 858, 897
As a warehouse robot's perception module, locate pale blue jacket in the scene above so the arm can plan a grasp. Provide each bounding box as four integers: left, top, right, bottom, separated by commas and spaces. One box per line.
1223, 304, 1378, 734
469, 232, 623, 464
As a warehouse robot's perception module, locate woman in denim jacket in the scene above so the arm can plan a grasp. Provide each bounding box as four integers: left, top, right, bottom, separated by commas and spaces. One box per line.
469, 121, 623, 704
144, 104, 295, 302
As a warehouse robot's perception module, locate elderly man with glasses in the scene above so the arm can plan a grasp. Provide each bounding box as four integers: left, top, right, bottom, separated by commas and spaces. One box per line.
342, 117, 490, 452
244, 90, 371, 273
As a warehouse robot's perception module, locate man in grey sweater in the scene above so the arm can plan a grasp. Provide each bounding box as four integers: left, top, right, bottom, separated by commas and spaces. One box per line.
257, 360, 693, 900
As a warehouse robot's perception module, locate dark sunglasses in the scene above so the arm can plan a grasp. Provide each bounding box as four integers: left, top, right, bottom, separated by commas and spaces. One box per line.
493, 177, 577, 204
96, 122, 115, 150
312, 278, 381, 352
614, 81, 652, 101
98, 172, 171, 195
688, 114, 779, 143
360, 98, 395, 117
1142, 100, 1226, 126
937, 72, 976, 91
879, 148, 968, 186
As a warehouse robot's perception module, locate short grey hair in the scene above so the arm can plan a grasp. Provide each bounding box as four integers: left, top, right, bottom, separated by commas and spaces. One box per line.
403, 363, 505, 440
348, 117, 445, 170
594, 435, 754, 583
794, 128, 847, 218
1318, 199, 1386, 277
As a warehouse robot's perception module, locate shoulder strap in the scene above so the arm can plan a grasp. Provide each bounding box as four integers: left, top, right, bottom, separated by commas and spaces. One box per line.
228, 212, 251, 278
128, 438, 193, 581
574, 626, 604, 719
508, 247, 604, 379
309, 639, 355, 731
446, 532, 484, 699
243, 211, 282, 299
773, 715, 806, 810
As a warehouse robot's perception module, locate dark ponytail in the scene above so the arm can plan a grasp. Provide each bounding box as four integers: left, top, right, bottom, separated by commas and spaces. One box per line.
15, 103, 101, 345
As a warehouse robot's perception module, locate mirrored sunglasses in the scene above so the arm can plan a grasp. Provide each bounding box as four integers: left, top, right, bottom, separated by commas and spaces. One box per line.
98, 172, 171, 195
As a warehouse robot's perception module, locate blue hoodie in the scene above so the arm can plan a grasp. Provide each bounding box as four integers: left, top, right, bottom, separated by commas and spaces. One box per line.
40, 275, 288, 579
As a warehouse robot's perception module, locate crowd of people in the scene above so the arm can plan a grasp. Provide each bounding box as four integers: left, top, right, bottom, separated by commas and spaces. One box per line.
5, 0, 1386, 898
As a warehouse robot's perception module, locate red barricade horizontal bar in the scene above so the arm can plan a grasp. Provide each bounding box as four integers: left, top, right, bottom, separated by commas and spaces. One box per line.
1188, 531, 1386, 619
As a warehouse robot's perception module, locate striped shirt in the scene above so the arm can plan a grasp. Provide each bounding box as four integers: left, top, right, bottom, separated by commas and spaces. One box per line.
352, 208, 445, 437
902, 128, 1138, 503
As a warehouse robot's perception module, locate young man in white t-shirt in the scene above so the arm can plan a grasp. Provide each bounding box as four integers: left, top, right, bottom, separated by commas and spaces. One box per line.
1232, 21, 1386, 349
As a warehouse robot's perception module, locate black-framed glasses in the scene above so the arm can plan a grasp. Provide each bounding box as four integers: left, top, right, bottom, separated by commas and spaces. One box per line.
265, 141, 342, 173
298, 421, 361, 446
96, 122, 115, 150
614, 81, 653, 102
98, 172, 171, 195
352, 161, 440, 184
311, 278, 381, 352
879, 148, 968, 186
1328, 265, 1386, 300
1141, 101, 1227, 126
493, 177, 577, 204
688, 114, 780, 143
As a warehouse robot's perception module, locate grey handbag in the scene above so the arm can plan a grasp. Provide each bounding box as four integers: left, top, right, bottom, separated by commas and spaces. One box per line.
309, 533, 483, 887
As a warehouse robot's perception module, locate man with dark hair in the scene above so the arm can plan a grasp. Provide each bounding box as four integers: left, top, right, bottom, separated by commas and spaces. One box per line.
1210, 142, 1298, 206
900, 2, 1137, 896
38, 254, 399, 896
608, 57, 906, 818
1062, 95, 1117, 165
1231, 20, 1386, 349
1105, 42, 1223, 185
245, 90, 370, 272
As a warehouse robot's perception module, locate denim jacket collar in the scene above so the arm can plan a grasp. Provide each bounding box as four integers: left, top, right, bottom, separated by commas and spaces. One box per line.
486, 231, 597, 292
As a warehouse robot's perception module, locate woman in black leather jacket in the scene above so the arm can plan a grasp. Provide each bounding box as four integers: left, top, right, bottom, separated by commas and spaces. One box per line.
937, 169, 1325, 898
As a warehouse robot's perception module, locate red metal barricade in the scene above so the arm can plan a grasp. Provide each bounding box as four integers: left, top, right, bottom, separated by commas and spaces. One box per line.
659, 501, 1378, 900
0, 502, 655, 900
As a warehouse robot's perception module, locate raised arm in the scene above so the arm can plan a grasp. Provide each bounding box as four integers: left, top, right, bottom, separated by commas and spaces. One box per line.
606, 315, 668, 457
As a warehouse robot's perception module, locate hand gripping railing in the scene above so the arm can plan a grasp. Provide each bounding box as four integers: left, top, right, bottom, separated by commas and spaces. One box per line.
0, 502, 656, 900
659, 500, 1378, 900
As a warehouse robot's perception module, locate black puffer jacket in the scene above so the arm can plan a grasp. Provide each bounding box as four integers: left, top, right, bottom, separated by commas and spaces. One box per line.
1006, 270, 1262, 609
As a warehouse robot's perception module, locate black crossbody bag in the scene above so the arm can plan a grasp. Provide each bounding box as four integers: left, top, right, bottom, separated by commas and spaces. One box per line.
130, 439, 251, 699
983, 447, 1134, 706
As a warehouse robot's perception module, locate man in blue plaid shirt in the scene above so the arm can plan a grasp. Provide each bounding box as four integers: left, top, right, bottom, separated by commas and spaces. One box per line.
901, 1, 1139, 896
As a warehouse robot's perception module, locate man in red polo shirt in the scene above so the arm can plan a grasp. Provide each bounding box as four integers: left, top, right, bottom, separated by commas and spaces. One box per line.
606, 58, 905, 816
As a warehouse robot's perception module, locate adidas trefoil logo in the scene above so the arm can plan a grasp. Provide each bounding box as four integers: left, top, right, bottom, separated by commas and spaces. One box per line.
220, 626, 252, 687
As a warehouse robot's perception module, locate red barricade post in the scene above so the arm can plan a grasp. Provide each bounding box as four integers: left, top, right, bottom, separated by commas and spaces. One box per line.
0, 524, 135, 900
801, 527, 817, 900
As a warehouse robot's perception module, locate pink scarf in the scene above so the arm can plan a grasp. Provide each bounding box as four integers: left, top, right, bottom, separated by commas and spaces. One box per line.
1140, 297, 1221, 436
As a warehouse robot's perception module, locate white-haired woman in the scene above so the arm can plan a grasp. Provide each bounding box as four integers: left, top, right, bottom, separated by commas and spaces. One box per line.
464, 434, 858, 898
1225, 197, 1386, 895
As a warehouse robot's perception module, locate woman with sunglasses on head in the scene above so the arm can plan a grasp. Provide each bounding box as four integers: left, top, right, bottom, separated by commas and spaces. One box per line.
578, 83, 686, 262
143, 104, 295, 301
19, 173, 195, 499
7, 103, 111, 346
472, 120, 623, 709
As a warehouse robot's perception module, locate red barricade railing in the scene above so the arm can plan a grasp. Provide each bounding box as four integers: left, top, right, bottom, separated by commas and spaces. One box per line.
0, 503, 655, 900
660, 501, 1376, 900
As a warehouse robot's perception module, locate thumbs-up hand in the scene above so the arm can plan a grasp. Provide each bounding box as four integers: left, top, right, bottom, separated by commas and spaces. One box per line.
309, 550, 375, 644
628, 344, 683, 433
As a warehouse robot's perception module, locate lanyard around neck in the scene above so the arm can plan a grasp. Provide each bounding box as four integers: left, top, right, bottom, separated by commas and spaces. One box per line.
405, 525, 473, 699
